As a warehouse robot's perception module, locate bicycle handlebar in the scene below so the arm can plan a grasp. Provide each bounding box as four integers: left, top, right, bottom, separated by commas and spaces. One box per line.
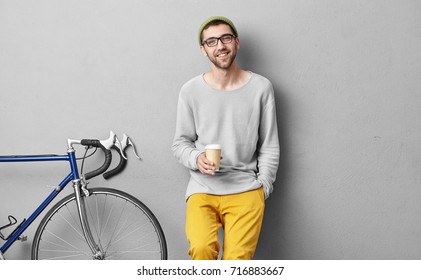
68, 131, 140, 181
103, 145, 127, 179
80, 139, 113, 180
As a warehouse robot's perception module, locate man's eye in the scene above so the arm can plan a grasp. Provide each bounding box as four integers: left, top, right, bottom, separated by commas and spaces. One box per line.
206, 39, 217, 45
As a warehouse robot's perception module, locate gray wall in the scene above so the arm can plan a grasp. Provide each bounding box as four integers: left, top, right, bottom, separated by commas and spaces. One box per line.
1, 0, 420, 259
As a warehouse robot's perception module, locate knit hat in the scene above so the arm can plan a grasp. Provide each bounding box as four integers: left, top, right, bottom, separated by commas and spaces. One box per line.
198, 16, 238, 45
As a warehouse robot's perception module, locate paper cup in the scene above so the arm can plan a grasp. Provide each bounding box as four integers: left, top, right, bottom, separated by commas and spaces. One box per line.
205, 144, 221, 171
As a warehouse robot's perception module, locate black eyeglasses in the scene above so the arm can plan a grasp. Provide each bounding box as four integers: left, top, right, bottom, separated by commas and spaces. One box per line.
202, 34, 236, 47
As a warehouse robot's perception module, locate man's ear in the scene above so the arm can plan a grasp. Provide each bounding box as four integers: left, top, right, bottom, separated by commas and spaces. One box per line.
200, 45, 208, 57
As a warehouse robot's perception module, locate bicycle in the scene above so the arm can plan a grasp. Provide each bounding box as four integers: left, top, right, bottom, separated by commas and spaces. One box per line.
0, 132, 167, 260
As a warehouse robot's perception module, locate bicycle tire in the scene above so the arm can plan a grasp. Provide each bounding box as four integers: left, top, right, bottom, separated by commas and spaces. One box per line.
31, 188, 167, 260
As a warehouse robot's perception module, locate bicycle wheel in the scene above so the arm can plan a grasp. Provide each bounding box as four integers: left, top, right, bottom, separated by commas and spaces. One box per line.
32, 188, 167, 260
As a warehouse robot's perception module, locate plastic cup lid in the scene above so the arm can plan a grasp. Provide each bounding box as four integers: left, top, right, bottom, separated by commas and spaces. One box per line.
205, 144, 221, 150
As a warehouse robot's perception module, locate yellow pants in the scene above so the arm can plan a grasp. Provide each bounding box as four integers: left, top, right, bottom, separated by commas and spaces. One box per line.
185, 187, 265, 260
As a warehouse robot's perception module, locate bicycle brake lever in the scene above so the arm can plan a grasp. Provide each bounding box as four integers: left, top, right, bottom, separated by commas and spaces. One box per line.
113, 135, 128, 160
100, 131, 117, 150
121, 133, 141, 160
100, 131, 127, 160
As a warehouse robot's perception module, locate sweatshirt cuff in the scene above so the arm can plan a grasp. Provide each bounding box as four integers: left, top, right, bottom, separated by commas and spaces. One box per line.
189, 149, 203, 171
257, 175, 273, 199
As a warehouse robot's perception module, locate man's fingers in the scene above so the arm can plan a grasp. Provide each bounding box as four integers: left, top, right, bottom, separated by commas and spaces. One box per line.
197, 153, 216, 175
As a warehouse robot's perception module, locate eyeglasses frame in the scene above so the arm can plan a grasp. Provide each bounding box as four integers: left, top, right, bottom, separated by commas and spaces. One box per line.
201, 34, 237, 47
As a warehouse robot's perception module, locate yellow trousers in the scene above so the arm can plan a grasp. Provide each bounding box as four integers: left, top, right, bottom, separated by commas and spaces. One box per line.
185, 187, 265, 260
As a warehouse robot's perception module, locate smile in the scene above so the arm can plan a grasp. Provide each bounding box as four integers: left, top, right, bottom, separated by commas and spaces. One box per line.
217, 52, 229, 57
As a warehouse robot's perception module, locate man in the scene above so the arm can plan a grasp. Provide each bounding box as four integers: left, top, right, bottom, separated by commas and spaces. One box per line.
172, 16, 280, 260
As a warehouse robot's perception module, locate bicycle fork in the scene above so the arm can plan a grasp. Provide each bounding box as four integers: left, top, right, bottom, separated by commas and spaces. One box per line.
72, 179, 104, 260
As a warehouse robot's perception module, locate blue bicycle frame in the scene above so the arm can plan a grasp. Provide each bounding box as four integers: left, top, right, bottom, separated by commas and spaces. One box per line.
0, 149, 80, 255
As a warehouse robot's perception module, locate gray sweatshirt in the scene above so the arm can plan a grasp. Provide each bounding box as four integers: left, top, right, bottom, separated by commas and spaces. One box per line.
172, 72, 280, 200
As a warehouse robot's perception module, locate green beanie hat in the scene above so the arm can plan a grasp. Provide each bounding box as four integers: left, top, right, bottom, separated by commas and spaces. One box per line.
198, 16, 238, 45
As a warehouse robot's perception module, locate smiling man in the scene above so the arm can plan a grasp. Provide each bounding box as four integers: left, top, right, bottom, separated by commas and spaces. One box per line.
172, 16, 280, 260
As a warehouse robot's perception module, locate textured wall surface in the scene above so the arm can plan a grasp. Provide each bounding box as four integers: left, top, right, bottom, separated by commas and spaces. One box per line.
0, 0, 420, 259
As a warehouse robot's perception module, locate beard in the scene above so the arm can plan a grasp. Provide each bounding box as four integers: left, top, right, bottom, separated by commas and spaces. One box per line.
206, 46, 237, 70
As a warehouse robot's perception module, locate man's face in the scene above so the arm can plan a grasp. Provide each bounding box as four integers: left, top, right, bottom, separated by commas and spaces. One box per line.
200, 24, 239, 70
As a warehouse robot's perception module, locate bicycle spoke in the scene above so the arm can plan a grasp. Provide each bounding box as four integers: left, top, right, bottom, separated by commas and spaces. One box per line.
32, 188, 167, 260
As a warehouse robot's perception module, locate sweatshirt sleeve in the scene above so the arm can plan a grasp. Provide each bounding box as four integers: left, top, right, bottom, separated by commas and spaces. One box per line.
171, 94, 202, 170
257, 84, 280, 199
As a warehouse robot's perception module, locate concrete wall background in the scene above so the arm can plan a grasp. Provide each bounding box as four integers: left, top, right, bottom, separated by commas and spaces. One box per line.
1, 0, 420, 259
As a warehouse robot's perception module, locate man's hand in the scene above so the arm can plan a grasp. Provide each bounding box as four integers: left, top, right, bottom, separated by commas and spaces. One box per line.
197, 152, 217, 175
